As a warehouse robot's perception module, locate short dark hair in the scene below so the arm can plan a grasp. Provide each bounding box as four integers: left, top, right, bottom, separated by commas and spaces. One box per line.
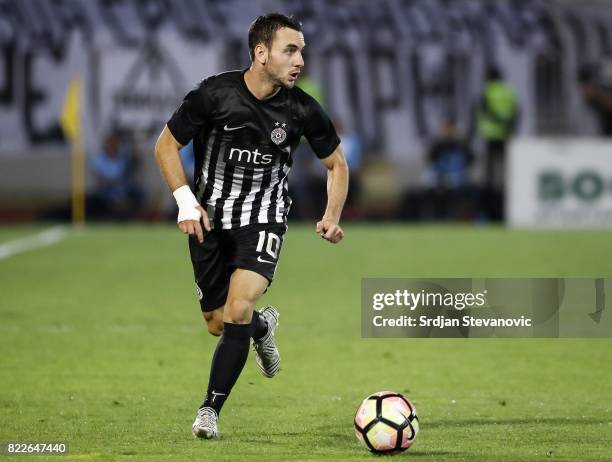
248, 13, 302, 61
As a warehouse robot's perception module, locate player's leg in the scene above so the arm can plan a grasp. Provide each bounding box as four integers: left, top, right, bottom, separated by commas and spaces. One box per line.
189, 231, 231, 333
223, 268, 268, 322
194, 269, 268, 439
232, 224, 286, 377
202, 308, 224, 336
202, 305, 265, 338
188, 231, 232, 439
205, 268, 268, 407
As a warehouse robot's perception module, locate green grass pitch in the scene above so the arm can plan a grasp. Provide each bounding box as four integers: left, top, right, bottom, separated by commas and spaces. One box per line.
1, 224, 611, 461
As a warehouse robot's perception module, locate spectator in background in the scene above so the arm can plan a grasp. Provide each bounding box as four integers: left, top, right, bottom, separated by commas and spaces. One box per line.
476, 65, 520, 221
578, 61, 612, 136
89, 132, 142, 220
421, 120, 475, 220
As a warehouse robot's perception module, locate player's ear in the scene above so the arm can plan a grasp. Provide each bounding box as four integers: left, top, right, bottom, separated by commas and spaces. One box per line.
254, 43, 268, 65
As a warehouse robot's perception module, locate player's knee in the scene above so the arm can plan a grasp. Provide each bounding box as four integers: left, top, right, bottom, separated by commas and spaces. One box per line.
225, 298, 253, 324
206, 319, 224, 337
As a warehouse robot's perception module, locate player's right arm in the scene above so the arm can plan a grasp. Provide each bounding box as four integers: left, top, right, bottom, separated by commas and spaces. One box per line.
154, 125, 210, 243
156, 78, 214, 242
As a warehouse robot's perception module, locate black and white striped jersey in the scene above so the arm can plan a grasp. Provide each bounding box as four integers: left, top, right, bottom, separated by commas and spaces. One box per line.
167, 69, 340, 230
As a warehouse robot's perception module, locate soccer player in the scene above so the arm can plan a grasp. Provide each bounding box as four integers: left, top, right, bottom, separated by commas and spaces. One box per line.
154, 13, 349, 439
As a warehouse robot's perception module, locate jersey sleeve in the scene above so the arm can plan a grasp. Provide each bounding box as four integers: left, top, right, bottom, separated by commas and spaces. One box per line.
303, 97, 341, 159
167, 79, 213, 146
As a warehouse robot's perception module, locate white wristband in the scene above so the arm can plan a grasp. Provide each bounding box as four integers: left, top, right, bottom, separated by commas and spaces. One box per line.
172, 185, 201, 223
173, 185, 199, 208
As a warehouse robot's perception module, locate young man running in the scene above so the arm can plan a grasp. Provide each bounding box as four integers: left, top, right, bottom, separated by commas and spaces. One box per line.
154, 13, 348, 439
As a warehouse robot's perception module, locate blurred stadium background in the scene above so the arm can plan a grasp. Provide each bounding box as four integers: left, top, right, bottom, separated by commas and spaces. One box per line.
1, 0, 611, 228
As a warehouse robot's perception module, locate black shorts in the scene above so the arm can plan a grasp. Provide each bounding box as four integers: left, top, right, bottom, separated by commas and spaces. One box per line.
188, 223, 287, 312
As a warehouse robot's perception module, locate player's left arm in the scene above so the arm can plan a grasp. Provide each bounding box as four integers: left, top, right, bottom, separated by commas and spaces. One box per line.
316, 146, 349, 244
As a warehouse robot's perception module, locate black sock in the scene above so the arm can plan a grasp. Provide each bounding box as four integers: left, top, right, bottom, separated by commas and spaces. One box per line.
201, 322, 252, 415
251, 310, 269, 341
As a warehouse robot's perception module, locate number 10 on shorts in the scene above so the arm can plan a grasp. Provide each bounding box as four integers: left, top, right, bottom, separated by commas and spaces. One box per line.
256, 231, 281, 259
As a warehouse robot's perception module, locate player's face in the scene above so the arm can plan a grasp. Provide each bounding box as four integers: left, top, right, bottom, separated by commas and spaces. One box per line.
265, 27, 305, 88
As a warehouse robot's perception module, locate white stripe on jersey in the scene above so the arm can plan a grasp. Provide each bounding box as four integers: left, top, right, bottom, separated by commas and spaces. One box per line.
240, 168, 265, 227
205, 142, 227, 220
257, 160, 282, 224
274, 165, 291, 223
220, 166, 246, 229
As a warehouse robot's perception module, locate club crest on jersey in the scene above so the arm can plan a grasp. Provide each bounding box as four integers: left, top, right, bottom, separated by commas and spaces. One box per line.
271, 121, 287, 145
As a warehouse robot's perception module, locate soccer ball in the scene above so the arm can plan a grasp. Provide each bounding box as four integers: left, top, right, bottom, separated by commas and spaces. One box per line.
354, 391, 419, 454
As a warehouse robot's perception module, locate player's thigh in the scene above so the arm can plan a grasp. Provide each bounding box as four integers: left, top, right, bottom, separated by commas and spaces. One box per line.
223, 269, 269, 323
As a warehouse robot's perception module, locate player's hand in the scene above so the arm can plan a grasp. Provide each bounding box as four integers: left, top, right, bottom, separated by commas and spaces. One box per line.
178, 205, 210, 243
316, 219, 344, 244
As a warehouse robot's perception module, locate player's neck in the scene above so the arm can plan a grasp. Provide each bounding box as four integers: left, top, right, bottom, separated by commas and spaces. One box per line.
244, 67, 281, 101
